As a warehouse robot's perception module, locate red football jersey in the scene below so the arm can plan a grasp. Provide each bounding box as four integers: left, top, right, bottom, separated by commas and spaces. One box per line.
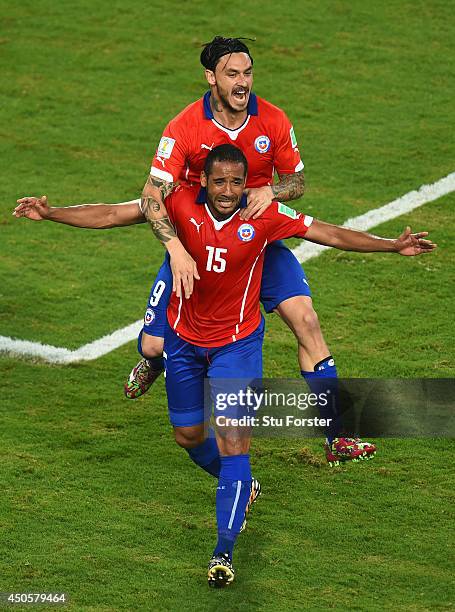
166, 186, 313, 347
150, 92, 303, 189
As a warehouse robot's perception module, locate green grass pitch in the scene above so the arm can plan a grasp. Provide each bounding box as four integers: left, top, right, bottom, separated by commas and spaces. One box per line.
1, 1, 454, 610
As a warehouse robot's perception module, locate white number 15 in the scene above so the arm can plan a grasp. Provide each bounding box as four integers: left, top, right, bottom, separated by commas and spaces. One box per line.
206, 246, 228, 273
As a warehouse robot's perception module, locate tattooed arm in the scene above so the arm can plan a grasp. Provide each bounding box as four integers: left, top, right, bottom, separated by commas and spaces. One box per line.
140, 175, 178, 241
272, 169, 305, 202
141, 175, 200, 298
240, 169, 305, 221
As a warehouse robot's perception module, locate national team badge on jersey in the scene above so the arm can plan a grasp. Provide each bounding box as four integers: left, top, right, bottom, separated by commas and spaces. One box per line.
237, 223, 255, 242
144, 308, 156, 325
254, 135, 271, 154
157, 137, 176, 159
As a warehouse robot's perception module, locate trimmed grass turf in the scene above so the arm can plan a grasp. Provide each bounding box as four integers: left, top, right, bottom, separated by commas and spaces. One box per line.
0, 358, 453, 610
1, 0, 454, 609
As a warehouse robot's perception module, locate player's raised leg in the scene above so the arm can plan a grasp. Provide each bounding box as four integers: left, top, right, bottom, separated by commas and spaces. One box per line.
261, 241, 376, 462
124, 257, 171, 399
277, 299, 376, 463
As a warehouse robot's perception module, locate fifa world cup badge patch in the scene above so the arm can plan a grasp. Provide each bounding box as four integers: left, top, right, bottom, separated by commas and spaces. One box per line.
157, 137, 176, 159
237, 223, 255, 242
254, 135, 271, 154
144, 308, 156, 325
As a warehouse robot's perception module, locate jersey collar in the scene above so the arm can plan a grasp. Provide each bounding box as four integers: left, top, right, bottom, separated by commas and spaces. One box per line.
196, 186, 248, 209
203, 91, 258, 119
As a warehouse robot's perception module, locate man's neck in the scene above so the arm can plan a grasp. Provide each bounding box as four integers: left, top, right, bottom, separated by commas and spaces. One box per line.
210, 94, 247, 130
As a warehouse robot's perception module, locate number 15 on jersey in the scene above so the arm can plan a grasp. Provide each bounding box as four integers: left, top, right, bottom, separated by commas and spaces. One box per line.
206, 246, 227, 273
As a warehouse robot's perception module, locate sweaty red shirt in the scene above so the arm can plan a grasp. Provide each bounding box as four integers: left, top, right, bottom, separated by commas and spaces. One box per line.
166, 186, 313, 347
150, 92, 303, 188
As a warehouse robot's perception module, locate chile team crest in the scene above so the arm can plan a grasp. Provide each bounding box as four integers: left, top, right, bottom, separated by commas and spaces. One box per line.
237, 223, 255, 242
144, 308, 156, 325
254, 135, 271, 154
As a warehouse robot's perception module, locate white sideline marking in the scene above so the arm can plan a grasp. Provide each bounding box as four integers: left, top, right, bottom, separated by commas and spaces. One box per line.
1, 172, 454, 364
0, 320, 143, 364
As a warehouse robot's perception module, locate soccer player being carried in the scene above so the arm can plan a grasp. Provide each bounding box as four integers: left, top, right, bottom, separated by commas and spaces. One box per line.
15, 36, 377, 465
13, 144, 436, 587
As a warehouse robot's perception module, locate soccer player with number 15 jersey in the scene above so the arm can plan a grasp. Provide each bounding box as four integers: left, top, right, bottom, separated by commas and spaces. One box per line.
13, 143, 436, 586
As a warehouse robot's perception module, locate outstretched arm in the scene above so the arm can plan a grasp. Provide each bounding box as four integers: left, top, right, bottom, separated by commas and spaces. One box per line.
13, 196, 144, 228
140, 175, 200, 298
305, 220, 436, 256
240, 169, 305, 220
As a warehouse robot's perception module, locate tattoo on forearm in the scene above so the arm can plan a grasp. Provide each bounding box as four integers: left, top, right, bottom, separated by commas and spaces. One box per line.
141, 176, 177, 222
141, 195, 161, 218
149, 175, 177, 200
160, 180, 176, 200
271, 171, 305, 202
150, 217, 177, 243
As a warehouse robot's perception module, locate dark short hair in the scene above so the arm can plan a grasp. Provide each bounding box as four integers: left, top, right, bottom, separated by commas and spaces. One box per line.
204, 144, 248, 177
200, 36, 254, 72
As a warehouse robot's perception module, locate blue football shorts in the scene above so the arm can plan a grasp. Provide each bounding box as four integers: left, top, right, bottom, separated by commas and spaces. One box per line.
142, 242, 311, 339
163, 318, 265, 428
260, 240, 311, 313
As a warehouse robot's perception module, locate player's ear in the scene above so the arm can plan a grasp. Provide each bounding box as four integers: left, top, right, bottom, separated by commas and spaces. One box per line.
200, 171, 207, 187
205, 69, 216, 86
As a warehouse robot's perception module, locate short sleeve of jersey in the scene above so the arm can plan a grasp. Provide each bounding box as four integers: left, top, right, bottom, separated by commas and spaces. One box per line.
262, 202, 313, 242
272, 110, 304, 176
150, 118, 189, 183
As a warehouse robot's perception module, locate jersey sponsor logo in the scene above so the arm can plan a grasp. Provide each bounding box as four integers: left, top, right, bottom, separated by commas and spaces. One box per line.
144, 308, 156, 325
290, 126, 298, 148
254, 135, 271, 154
157, 137, 176, 159
278, 203, 299, 219
190, 217, 204, 233
237, 223, 255, 242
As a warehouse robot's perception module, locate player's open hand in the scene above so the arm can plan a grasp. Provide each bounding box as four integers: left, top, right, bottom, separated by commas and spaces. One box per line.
169, 246, 200, 299
241, 186, 274, 220
396, 226, 437, 256
13, 196, 50, 221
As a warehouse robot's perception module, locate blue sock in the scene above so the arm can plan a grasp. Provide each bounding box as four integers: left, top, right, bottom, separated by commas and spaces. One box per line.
302, 356, 340, 444
214, 455, 252, 560
187, 429, 220, 477
137, 332, 164, 370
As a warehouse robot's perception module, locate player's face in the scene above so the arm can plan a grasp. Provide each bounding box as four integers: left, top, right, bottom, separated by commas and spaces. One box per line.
201, 161, 246, 219
206, 52, 253, 113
